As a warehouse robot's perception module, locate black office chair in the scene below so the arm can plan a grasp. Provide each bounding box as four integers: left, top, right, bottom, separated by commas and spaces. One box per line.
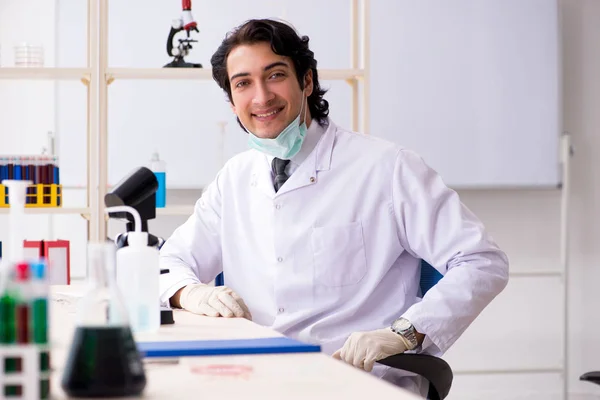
580, 371, 600, 386
377, 261, 452, 400
214, 260, 453, 399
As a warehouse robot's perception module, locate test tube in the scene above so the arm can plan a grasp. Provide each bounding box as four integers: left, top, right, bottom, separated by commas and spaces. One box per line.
0, 264, 19, 390
23, 156, 31, 204
31, 261, 48, 344
0, 264, 17, 345
15, 262, 31, 344
53, 155, 60, 206
14, 156, 23, 181
0, 157, 7, 204
31, 260, 50, 399
0, 156, 7, 182
34, 155, 42, 205
7, 156, 15, 180
53, 155, 60, 185
34, 155, 42, 185
27, 156, 35, 185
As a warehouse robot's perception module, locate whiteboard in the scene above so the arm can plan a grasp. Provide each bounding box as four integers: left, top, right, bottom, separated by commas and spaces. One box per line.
369, 0, 561, 188
56, 0, 561, 188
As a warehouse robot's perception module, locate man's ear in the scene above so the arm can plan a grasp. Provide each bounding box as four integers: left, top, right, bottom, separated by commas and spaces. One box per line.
230, 101, 237, 115
304, 70, 314, 97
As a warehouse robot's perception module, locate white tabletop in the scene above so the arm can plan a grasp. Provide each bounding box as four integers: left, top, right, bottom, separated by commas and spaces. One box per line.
48, 285, 420, 400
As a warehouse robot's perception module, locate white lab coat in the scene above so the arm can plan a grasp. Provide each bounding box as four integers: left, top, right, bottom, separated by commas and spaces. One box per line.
159, 119, 509, 394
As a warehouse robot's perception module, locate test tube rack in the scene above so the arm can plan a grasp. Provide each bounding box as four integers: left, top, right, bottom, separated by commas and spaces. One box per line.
0, 184, 62, 208
0, 345, 50, 400
0, 155, 61, 208
0, 260, 51, 400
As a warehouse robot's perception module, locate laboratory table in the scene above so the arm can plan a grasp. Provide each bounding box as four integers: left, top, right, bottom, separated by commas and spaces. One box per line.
48, 285, 420, 400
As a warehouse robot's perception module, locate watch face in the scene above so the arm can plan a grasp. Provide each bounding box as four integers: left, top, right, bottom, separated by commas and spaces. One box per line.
395, 318, 411, 331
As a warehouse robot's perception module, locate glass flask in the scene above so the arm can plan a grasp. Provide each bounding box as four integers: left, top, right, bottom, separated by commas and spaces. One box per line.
61, 242, 147, 398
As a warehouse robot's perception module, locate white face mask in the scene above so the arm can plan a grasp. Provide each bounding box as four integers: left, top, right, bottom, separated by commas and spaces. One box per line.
245, 91, 307, 160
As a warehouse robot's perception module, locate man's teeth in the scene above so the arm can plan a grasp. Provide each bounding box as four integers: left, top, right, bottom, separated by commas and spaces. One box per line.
256, 109, 280, 117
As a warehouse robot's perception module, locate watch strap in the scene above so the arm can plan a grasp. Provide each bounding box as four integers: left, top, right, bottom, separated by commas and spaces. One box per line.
391, 318, 419, 350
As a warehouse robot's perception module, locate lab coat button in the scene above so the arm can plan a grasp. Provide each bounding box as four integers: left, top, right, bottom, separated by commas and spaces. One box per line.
275, 204, 281, 209
310, 177, 316, 183
278, 307, 284, 313
277, 257, 283, 262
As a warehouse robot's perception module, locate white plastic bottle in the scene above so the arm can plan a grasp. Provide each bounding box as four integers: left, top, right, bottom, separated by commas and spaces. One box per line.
149, 152, 166, 208
115, 230, 161, 333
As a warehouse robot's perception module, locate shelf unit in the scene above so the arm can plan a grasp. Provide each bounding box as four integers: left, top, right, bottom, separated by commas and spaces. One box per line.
0, 207, 91, 216
156, 205, 195, 216
0, 0, 100, 240
0, 68, 91, 81
0, 0, 370, 238
94, 0, 370, 240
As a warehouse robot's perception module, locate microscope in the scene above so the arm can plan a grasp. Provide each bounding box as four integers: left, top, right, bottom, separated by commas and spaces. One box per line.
163, 0, 202, 68
105, 167, 165, 249
105, 166, 174, 324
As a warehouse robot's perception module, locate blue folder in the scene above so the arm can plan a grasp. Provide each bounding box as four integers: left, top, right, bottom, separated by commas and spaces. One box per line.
138, 337, 321, 358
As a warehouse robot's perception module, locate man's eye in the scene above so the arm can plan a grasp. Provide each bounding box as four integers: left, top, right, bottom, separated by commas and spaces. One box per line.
270, 72, 285, 79
235, 81, 249, 88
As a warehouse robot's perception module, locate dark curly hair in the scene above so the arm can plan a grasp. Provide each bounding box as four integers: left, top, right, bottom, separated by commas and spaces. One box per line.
210, 19, 329, 128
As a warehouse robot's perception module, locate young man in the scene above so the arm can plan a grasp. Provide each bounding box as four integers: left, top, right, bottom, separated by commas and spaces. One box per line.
159, 18, 509, 395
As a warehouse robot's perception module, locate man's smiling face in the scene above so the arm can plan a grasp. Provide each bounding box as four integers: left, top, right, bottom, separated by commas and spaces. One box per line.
227, 41, 312, 138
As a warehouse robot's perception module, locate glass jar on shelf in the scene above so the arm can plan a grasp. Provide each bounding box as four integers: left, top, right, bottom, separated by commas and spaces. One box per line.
14, 43, 44, 67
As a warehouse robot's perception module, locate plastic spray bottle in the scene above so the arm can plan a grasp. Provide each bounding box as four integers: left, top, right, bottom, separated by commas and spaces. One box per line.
105, 205, 160, 333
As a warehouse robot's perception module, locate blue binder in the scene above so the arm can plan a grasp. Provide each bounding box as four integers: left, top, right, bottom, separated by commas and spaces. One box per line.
138, 337, 321, 358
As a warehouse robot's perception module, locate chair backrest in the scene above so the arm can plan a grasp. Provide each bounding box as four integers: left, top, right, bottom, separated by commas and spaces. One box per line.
420, 260, 444, 296
215, 272, 225, 287
378, 353, 452, 400
216, 260, 443, 292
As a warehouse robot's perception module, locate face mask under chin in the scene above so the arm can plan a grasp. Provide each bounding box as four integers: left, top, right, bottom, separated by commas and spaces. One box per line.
245, 92, 308, 159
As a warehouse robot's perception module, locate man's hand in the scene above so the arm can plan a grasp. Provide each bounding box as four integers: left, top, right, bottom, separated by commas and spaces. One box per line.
332, 328, 408, 372
179, 284, 252, 320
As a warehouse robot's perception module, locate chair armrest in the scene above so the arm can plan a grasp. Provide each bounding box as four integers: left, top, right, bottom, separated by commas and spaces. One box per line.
377, 353, 453, 400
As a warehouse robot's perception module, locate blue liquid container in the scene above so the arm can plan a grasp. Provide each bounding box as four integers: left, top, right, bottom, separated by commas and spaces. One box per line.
150, 152, 166, 208
154, 172, 166, 208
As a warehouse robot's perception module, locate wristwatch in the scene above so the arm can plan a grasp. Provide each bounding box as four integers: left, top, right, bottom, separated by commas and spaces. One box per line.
390, 317, 419, 350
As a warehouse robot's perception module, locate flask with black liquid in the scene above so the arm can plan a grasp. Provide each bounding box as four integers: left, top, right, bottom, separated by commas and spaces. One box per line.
61, 242, 146, 397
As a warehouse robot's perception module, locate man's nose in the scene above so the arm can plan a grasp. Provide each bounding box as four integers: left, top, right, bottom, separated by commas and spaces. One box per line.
253, 82, 275, 106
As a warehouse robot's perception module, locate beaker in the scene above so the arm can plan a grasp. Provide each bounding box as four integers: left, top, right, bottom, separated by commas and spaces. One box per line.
61, 242, 147, 398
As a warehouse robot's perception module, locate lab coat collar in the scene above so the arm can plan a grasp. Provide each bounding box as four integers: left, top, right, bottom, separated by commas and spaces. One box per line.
251, 118, 336, 198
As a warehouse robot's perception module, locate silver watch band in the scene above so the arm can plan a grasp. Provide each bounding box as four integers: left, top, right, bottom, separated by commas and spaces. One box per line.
391, 318, 419, 350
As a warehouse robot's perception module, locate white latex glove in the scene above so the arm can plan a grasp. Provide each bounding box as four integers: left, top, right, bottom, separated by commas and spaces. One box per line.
332, 328, 408, 372
179, 284, 252, 320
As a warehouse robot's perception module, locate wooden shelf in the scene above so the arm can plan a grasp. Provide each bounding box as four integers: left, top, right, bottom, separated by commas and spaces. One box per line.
106, 68, 364, 81
156, 205, 195, 216
0, 68, 91, 80
0, 207, 90, 215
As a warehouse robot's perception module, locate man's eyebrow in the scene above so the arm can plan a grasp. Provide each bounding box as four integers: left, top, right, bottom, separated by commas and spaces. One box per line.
229, 71, 250, 82
229, 61, 290, 82
263, 61, 289, 71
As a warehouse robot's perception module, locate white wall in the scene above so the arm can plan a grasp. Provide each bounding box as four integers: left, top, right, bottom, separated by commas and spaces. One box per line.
0, 0, 56, 153
0, 0, 66, 266
2, 0, 600, 399
444, 1, 600, 398
556, 0, 600, 397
